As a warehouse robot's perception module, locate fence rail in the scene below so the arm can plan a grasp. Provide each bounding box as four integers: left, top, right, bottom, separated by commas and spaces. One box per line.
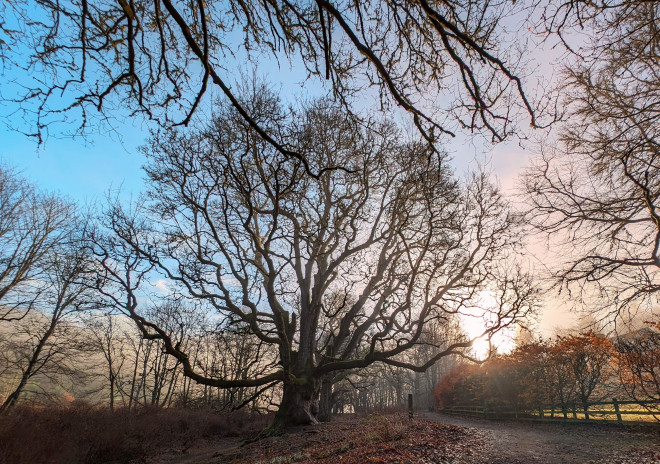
442, 399, 660, 425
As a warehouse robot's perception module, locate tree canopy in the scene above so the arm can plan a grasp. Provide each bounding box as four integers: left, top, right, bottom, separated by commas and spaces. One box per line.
0, 0, 556, 153
86, 88, 536, 429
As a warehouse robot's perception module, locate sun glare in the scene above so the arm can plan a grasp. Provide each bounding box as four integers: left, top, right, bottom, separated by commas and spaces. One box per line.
461, 324, 516, 360
460, 291, 517, 360
469, 337, 492, 360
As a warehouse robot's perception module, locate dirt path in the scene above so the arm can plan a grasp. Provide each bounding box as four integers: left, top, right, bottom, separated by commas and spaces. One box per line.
422, 412, 660, 463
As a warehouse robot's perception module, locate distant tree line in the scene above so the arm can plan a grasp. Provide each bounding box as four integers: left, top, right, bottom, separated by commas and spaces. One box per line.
434, 328, 660, 418
0, 299, 461, 415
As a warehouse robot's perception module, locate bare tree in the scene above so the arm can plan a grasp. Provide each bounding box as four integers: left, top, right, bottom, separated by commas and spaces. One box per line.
538, 0, 659, 63
0, 226, 97, 411
84, 313, 128, 410
0, 165, 75, 321
545, 339, 578, 409
614, 324, 660, 407
560, 332, 613, 414
0, 0, 554, 152
91, 88, 536, 432
521, 1, 660, 324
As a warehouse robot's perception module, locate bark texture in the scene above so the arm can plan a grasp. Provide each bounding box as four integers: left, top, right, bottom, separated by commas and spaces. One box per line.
267, 377, 320, 434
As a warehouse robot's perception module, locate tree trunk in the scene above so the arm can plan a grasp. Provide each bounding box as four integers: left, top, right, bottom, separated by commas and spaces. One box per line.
109, 371, 115, 411
108, 352, 115, 411
318, 374, 333, 422
128, 338, 142, 409
1, 318, 57, 412
267, 376, 320, 434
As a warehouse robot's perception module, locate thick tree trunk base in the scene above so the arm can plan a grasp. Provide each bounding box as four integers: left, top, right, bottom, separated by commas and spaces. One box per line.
264, 379, 320, 436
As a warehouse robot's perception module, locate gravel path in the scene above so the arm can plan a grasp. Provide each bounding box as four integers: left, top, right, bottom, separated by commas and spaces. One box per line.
422, 412, 660, 463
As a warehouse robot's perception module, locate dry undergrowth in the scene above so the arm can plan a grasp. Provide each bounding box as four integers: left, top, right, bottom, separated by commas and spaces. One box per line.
0, 404, 268, 464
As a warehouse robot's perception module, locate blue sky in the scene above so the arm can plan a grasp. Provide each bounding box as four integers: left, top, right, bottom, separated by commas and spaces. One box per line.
0, 0, 571, 206
0, 120, 146, 203
0, 18, 557, 205
0, 92, 532, 204
0, 113, 534, 211
0, 54, 329, 203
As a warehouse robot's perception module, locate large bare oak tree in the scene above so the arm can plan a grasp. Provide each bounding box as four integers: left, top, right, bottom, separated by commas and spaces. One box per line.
89, 88, 536, 431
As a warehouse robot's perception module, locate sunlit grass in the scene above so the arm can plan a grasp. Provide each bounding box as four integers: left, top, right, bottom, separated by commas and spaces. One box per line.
540, 404, 660, 423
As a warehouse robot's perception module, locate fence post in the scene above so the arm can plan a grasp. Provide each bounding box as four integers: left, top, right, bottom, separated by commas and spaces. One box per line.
408, 393, 413, 419
562, 404, 567, 420
613, 398, 622, 423
572, 403, 577, 419
550, 404, 555, 418
538, 405, 544, 419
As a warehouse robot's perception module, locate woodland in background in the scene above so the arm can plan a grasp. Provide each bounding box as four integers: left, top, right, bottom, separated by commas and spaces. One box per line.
435, 328, 660, 418
0, 307, 461, 414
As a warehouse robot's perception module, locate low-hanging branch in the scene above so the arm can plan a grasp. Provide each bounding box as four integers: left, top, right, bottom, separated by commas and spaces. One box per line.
1, 0, 556, 152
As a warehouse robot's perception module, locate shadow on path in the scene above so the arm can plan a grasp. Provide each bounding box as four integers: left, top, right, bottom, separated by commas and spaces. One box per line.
422, 412, 659, 464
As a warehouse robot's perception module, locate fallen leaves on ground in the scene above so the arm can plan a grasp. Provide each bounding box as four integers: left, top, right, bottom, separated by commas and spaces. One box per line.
211, 414, 489, 464
599, 448, 660, 464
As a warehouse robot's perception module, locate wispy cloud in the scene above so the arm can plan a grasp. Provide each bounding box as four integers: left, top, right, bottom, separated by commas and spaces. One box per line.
152, 279, 172, 295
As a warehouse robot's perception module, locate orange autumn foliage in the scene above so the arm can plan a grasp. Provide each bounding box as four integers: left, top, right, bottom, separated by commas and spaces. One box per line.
433, 331, 617, 410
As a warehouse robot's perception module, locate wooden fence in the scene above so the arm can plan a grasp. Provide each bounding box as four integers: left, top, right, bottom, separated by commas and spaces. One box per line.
442, 399, 660, 425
